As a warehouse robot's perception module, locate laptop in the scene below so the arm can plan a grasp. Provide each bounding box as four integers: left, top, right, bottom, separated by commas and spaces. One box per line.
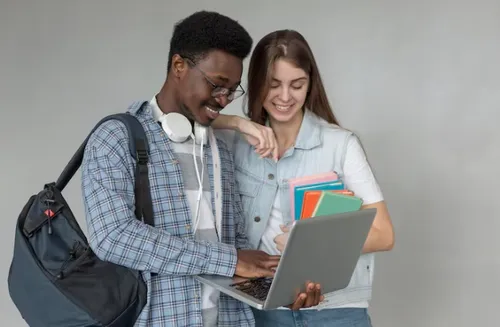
195, 208, 377, 310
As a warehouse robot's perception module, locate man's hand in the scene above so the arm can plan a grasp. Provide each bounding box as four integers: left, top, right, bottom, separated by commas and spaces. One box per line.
235, 249, 280, 278
274, 224, 291, 253
288, 282, 324, 310
236, 118, 278, 162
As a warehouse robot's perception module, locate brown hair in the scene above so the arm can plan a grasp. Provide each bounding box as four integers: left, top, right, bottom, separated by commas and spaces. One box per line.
245, 29, 340, 126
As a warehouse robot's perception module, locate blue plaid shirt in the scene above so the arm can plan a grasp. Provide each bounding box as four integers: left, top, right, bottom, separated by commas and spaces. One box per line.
81, 101, 254, 327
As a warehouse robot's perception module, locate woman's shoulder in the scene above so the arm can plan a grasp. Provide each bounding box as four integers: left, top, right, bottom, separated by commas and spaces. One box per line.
309, 113, 355, 143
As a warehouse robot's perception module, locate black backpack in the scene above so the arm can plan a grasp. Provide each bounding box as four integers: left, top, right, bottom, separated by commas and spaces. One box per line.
8, 108, 154, 327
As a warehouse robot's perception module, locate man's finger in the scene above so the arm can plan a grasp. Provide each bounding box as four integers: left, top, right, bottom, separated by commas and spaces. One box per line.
304, 283, 315, 307
256, 267, 275, 278
290, 293, 306, 310
314, 284, 322, 305
261, 258, 280, 269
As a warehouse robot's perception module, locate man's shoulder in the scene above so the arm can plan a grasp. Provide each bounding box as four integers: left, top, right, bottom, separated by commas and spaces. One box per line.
87, 101, 152, 150
213, 129, 236, 159
213, 129, 253, 155
214, 129, 235, 150
87, 119, 131, 150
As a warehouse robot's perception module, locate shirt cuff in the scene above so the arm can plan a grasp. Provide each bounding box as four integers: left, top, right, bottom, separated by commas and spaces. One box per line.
202, 242, 238, 277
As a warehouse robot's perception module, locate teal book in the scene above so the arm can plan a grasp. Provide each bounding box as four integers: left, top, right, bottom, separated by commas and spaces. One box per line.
312, 191, 363, 217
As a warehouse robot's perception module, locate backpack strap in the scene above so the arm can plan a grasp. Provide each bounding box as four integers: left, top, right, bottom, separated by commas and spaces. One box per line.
54, 102, 154, 226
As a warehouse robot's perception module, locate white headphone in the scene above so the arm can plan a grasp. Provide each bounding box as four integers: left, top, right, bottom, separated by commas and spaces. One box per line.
158, 112, 207, 145
158, 112, 207, 235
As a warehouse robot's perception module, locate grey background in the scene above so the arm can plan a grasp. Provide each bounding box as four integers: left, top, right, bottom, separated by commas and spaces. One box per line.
1, 0, 499, 326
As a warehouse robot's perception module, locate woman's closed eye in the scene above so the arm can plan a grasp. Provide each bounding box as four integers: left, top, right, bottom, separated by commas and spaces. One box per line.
269, 83, 305, 90
291, 83, 306, 90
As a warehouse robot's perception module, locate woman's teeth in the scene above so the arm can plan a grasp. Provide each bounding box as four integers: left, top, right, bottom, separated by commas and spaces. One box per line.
275, 105, 291, 112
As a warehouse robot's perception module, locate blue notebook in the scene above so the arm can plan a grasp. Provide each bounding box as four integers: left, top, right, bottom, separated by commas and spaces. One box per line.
293, 180, 345, 220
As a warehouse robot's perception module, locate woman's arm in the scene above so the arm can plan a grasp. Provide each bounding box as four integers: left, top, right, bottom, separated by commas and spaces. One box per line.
342, 136, 395, 253
212, 114, 242, 130
361, 201, 394, 253
213, 114, 279, 161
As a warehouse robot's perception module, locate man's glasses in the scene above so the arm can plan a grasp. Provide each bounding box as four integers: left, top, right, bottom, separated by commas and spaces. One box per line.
184, 58, 245, 101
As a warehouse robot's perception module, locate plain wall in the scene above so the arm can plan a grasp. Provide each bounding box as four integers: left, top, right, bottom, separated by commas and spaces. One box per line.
1, 0, 499, 326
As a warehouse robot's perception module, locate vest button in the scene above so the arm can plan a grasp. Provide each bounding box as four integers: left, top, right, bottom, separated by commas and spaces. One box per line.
268, 173, 275, 180
254, 216, 261, 222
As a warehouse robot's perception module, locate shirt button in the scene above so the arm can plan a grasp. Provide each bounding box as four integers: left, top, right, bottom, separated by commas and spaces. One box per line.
254, 216, 261, 222
268, 173, 275, 180
172, 159, 179, 165
186, 224, 191, 231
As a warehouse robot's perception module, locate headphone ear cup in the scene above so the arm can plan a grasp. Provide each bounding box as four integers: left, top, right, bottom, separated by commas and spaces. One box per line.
160, 113, 192, 143
194, 123, 208, 145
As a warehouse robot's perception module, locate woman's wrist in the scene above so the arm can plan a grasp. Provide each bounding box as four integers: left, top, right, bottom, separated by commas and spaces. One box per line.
213, 114, 238, 130
212, 114, 247, 132
229, 115, 245, 132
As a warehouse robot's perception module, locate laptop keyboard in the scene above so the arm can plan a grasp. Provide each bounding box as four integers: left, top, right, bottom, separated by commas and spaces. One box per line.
230, 277, 273, 301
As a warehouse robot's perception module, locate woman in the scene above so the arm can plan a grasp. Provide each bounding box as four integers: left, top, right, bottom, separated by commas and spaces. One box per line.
213, 30, 395, 327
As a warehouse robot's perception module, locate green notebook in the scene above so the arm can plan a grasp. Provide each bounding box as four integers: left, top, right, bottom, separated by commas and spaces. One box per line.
312, 191, 363, 217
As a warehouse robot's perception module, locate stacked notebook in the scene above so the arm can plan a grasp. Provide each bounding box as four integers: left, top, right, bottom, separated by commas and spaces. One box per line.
289, 172, 363, 220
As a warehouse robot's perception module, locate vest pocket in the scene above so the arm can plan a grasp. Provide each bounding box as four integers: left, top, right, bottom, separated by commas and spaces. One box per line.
348, 254, 374, 288
235, 169, 260, 216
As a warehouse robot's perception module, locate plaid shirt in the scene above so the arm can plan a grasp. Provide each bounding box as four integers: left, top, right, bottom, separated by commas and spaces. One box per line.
81, 101, 254, 327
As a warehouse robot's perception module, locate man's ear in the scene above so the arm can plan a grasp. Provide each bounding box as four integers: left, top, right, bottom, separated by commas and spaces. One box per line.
171, 54, 187, 78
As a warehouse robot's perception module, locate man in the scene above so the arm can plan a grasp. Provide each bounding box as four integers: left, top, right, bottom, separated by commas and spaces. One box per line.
81, 11, 319, 327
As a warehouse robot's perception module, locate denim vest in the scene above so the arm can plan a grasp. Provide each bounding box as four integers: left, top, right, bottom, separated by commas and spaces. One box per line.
224, 110, 375, 308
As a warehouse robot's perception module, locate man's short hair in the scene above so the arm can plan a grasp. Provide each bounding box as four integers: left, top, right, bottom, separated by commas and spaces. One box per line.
167, 11, 253, 72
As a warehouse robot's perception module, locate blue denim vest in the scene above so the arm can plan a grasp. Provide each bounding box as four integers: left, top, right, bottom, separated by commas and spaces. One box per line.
219, 110, 375, 308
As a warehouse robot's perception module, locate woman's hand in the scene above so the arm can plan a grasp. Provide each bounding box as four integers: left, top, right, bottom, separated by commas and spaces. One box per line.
235, 117, 279, 162
273, 224, 291, 253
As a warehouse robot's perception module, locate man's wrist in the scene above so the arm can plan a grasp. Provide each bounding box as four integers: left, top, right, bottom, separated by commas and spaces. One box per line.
202, 242, 238, 277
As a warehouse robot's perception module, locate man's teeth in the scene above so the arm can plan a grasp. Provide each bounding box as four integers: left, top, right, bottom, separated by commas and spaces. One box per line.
206, 106, 218, 113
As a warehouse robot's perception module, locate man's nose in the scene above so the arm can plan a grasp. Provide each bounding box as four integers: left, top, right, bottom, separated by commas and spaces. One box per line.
215, 95, 231, 108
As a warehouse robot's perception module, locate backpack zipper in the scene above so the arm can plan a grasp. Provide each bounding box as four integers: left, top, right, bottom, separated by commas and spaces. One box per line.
56, 241, 89, 279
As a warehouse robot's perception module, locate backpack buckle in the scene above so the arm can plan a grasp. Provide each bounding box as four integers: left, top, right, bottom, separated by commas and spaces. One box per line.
136, 150, 148, 165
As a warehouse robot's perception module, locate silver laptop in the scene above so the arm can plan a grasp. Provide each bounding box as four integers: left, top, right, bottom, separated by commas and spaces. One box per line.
195, 208, 377, 310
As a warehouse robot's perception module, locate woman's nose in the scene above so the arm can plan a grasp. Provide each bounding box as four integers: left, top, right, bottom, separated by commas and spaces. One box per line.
278, 87, 291, 102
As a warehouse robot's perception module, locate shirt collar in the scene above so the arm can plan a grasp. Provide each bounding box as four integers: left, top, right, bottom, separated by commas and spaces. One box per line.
293, 109, 322, 150
149, 95, 164, 122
